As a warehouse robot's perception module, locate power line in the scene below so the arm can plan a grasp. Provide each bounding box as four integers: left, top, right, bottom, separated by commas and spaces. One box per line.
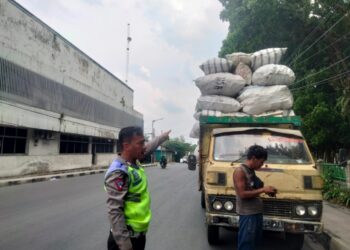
284, 10, 334, 65
290, 54, 350, 86
291, 30, 350, 67
290, 70, 350, 92
289, 11, 349, 66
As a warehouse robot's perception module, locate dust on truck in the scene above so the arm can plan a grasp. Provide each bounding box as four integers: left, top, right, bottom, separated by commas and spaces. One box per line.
190, 115, 323, 250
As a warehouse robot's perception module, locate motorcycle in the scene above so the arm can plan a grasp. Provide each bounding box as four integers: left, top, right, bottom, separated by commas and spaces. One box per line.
160, 156, 167, 169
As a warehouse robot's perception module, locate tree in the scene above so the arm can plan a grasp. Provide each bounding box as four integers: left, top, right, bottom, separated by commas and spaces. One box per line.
163, 137, 197, 162
217, 0, 350, 161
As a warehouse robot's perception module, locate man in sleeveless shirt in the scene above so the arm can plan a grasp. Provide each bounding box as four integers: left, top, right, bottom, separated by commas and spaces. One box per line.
105, 126, 171, 250
233, 145, 277, 250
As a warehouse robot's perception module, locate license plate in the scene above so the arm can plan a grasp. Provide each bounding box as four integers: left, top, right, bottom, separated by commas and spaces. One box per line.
263, 219, 284, 231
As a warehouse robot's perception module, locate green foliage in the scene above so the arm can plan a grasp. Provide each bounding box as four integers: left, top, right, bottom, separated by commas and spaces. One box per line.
217, 0, 350, 161
163, 137, 196, 161
322, 172, 350, 207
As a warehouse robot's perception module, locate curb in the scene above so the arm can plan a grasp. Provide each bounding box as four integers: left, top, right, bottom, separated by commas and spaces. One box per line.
309, 232, 331, 250
0, 169, 106, 188
325, 230, 349, 250
0, 163, 158, 188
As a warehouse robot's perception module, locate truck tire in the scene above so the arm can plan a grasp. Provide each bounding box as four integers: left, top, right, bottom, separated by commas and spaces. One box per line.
207, 225, 219, 245
285, 233, 304, 250
201, 191, 206, 209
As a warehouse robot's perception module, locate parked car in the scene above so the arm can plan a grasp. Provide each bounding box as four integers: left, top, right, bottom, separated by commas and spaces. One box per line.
180, 157, 188, 163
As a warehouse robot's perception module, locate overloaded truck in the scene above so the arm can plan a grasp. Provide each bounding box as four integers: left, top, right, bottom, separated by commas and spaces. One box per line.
188, 115, 323, 250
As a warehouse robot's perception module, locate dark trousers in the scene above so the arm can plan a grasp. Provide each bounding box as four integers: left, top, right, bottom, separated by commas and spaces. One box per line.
238, 213, 263, 250
108, 231, 146, 250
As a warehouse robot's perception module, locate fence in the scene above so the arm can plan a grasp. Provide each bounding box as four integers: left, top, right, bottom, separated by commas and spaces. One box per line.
320, 162, 350, 187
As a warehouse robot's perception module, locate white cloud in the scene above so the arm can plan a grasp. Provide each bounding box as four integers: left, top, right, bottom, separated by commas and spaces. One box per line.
16, 0, 228, 143
139, 66, 151, 78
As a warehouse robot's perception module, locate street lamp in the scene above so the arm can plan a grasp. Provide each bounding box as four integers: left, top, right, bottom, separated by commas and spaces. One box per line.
151, 118, 163, 139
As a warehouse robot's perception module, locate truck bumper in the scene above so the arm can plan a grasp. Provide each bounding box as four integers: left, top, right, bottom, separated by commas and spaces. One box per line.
206, 212, 323, 233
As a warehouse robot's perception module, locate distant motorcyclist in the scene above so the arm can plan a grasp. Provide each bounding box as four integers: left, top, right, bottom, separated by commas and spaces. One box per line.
160, 155, 167, 169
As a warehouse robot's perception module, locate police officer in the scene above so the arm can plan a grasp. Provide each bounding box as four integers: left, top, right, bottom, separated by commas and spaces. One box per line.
105, 126, 170, 250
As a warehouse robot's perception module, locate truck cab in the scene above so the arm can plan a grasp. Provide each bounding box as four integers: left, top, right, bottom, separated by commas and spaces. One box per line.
194, 115, 323, 250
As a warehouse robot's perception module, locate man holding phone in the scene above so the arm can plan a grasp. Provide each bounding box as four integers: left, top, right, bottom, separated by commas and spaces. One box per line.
233, 145, 277, 250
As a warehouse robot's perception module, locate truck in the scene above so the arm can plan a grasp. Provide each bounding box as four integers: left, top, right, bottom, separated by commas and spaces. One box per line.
188, 115, 323, 250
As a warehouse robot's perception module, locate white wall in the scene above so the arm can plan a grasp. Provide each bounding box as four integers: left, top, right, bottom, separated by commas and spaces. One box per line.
27, 130, 60, 156
0, 100, 121, 138
96, 153, 118, 167
0, 154, 92, 178
0, 0, 138, 113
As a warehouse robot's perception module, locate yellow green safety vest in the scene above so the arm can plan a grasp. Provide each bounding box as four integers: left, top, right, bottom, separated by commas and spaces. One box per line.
105, 159, 151, 232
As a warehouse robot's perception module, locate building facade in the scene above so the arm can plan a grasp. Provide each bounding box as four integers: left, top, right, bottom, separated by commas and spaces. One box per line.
0, 0, 143, 177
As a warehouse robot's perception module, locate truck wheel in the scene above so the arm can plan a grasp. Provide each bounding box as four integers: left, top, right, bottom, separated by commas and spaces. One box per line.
201, 191, 206, 209
285, 233, 304, 250
207, 225, 219, 245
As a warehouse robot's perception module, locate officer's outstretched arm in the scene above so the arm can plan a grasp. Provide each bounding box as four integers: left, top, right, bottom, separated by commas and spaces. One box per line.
144, 130, 171, 156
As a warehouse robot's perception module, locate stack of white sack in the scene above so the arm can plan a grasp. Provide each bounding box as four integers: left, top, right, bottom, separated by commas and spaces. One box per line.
229, 47, 295, 115
191, 58, 245, 138
190, 48, 295, 138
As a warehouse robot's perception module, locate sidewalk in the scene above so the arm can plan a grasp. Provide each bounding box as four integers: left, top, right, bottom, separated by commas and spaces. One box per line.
322, 201, 350, 250
0, 163, 158, 188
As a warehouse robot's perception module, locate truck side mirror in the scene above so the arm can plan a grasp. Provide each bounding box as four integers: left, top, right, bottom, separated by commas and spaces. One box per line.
187, 154, 197, 171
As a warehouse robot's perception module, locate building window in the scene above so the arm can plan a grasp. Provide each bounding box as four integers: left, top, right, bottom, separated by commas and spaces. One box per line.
60, 134, 89, 154
92, 138, 114, 153
0, 126, 27, 154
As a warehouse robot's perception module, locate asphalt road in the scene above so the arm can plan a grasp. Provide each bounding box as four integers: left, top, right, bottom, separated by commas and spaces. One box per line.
0, 163, 324, 250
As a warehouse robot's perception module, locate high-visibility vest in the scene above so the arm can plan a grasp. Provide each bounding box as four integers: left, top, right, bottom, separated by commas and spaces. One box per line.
105, 159, 151, 233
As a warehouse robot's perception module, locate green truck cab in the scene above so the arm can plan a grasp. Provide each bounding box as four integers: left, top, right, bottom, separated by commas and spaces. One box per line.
192, 115, 323, 250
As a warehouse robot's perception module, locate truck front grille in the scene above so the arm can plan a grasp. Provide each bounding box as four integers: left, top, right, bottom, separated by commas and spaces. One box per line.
262, 199, 292, 217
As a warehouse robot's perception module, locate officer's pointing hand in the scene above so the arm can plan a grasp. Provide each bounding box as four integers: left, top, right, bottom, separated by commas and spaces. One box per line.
162, 130, 171, 140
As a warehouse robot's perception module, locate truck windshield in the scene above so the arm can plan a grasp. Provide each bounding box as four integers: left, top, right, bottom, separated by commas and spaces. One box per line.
214, 131, 312, 164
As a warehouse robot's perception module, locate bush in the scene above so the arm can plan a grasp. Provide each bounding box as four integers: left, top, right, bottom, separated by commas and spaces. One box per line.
322, 172, 350, 207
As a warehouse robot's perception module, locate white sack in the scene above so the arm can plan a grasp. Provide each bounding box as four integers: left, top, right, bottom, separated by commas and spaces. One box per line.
254, 109, 295, 117
199, 58, 233, 75
189, 121, 200, 138
237, 85, 293, 115
194, 110, 248, 120
196, 95, 241, 113
235, 62, 252, 85
195, 73, 246, 97
225, 52, 252, 67
193, 109, 293, 120
252, 64, 295, 86
251, 48, 287, 71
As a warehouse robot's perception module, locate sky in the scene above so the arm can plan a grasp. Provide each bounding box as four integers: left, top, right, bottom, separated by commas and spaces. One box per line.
16, 0, 229, 144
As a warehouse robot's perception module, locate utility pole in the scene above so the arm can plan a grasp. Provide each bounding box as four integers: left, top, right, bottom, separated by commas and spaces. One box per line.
125, 23, 131, 83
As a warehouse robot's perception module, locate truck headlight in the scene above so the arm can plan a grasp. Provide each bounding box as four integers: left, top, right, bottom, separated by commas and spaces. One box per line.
213, 201, 223, 210
295, 205, 306, 216
224, 201, 234, 211
307, 206, 318, 216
